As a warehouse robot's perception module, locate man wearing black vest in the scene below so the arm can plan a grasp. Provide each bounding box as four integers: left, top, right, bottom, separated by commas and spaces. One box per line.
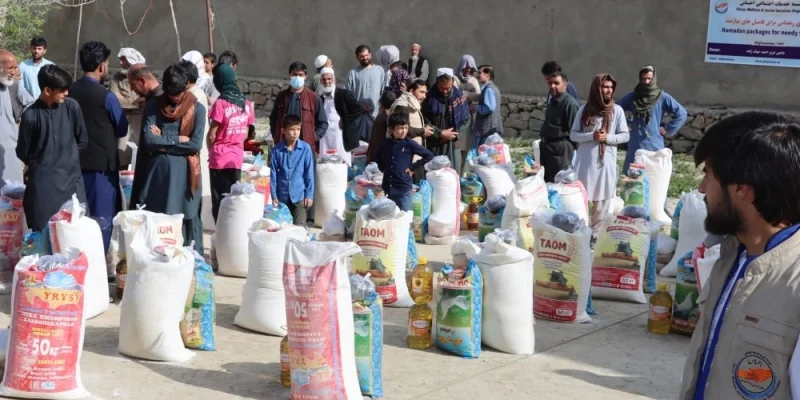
408, 43, 430, 84
69, 41, 128, 253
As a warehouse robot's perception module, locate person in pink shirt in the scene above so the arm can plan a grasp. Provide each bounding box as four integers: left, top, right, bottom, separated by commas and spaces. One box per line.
207, 63, 254, 222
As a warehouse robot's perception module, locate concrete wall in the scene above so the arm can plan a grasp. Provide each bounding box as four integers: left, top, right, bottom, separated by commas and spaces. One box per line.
43, 0, 800, 110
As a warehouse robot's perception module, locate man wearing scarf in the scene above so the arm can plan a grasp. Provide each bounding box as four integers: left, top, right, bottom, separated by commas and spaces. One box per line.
422, 68, 470, 173
379, 45, 400, 89
618, 65, 687, 174
110, 47, 145, 168
570, 74, 629, 236
139, 64, 206, 253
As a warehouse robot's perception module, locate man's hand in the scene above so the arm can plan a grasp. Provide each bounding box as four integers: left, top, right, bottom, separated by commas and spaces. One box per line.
273, 199, 279, 208
594, 129, 607, 143
659, 126, 667, 136
405, 168, 414, 177
150, 125, 162, 136
178, 136, 190, 143
469, 104, 476, 113
424, 125, 434, 137
304, 198, 313, 208
440, 128, 457, 142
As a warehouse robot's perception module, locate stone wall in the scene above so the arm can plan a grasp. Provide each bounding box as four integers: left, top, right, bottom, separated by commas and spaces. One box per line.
235, 76, 741, 155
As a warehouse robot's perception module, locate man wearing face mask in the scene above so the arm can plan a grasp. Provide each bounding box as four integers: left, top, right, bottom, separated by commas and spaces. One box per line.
317, 68, 350, 165
270, 61, 328, 155
69, 41, 128, 253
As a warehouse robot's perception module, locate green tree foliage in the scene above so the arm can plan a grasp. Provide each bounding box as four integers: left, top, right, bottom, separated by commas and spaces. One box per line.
0, 1, 51, 61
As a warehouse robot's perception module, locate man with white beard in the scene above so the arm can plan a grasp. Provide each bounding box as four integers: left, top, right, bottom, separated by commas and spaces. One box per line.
317, 68, 350, 165
0, 50, 35, 188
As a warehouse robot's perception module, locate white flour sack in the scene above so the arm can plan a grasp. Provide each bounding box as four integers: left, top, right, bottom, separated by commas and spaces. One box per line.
662, 190, 707, 277
591, 215, 651, 303
234, 220, 307, 336
550, 182, 589, 226
216, 186, 265, 277
1, 250, 90, 400
314, 161, 348, 228
110, 210, 183, 267
353, 207, 414, 307
283, 240, 362, 400
48, 194, 109, 319
474, 234, 535, 355
500, 174, 549, 230
119, 223, 195, 362
472, 164, 515, 200
634, 148, 673, 225
531, 217, 593, 323
426, 165, 461, 240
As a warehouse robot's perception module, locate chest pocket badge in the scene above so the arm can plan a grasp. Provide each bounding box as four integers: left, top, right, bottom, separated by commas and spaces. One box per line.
731, 314, 799, 399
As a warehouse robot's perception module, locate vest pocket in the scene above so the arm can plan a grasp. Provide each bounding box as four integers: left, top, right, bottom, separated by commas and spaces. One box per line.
724, 321, 795, 399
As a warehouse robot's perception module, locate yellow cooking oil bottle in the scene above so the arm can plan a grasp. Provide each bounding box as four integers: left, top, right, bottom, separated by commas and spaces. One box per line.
410, 256, 433, 302
407, 295, 433, 349
648, 284, 673, 335
280, 330, 291, 387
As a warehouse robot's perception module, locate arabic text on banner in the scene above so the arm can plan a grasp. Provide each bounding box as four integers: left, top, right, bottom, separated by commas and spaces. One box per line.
705, 0, 800, 67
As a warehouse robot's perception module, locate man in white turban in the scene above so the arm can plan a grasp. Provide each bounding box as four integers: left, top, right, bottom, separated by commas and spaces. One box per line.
110, 47, 146, 168
309, 54, 332, 95
181, 50, 219, 102
317, 67, 350, 165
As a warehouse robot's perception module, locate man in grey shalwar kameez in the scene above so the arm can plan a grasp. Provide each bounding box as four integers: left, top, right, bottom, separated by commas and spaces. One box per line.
0, 50, 35, 188
570, 74, 629, 236
346, 45, 384, 119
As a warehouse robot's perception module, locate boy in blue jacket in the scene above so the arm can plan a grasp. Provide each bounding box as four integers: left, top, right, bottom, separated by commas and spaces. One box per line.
376, 112, 434, 211
270, 115, 314, 226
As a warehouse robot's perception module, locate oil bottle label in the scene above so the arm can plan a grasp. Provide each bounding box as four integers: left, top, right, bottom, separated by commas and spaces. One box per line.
468, 212, 479, 224
280, 354, 290, 369
408, 318, 431, 337
649, 305, 671, 321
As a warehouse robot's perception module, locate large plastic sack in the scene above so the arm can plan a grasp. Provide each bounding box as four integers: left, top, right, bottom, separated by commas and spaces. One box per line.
434, 260, 483, 358
351, 274, 383, 397
263, 202, 293, 225
283, 240, 362, 400
672, 250, 699, 335
644, 221, 662, 293
550, 181, 589, 227
119, 171, 135, 211
181, 251, 216, 351
662, 190, 707, 277
216, 188, 265, 277
531, 217, 593, 322
695, 244, 721, 292
353, 207, 414, 307
120, 229, 195, 362
478, 136, 512, 165
657, 233, 678, 255
451, 235, 481, 269
345, 182, 374, 235
500, 174, 549, 230
1, 250, 90, 400
0, 181, 25, 294
460, 173, 484, 204
424, 155, 451, 171
670, 196, 684, 240
411, 181, 431, 243
314, 161, 348, 228
320, 210, 347, 241
109, 210, 183, 283
241, 164, 272, 206
47, 194, 109, 319
472, 164, 514, 200
235, 220, 307, 335
426, 163, 461, 240
591, 215, 651, 304
554, 168, 579, 184
634, 148, 673, 225
474, 234, 534, 355
509, 217, 535, 253
619, 164, 650, 215
478, 195, 506, 242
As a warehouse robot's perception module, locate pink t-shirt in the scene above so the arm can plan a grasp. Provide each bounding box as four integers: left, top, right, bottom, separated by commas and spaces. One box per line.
208, 99, 255, 169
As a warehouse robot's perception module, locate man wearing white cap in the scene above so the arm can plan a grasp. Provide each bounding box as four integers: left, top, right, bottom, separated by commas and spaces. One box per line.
408, 43, 429, 83
308, 55, 332, 96
317, 67, 350, 165
110, 47, 145, 168
421, 68, 470, 172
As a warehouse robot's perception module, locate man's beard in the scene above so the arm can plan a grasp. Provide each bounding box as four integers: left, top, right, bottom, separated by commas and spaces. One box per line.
411, 55, 419, 61
0, 76, 14, 87
705, 191, 743, 236
359, 59, 370, 67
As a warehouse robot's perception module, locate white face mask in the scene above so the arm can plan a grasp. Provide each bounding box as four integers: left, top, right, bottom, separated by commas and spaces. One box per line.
322, 85, 334, 94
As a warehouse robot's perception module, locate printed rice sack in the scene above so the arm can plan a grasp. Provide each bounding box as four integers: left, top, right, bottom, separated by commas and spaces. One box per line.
634, 148, 673, 226
119, 222, 195, 362
672, 250, 699, 336
412, 180, 431, 243
591, 215, 651, 304
644, 221, 661, 293
216, 184, 265, 277
478, 195, 506, 242
426, 161, 461, 240
472, 164, 514, 200
1, 250, 90, 400
180, 251, 216, 351
235, 220, 307, 335
619, 164, 650, 212
48, 194, 109, 319
474, 234, 534, 355
0, 182, 25, 294
314, 161, 348, 228
662, 190, 707, 277
510, 217, 535, 253
460, 173, 484, 204
531, 217, 593, 323
353, 207, 414, 307
351, 274, 383, 397
435, 260, 483, 358
283, 240, 362, 400
500, 174, 549, 230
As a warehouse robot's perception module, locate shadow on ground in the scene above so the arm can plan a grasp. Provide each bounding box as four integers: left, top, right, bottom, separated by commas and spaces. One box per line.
140, 361, 284, 400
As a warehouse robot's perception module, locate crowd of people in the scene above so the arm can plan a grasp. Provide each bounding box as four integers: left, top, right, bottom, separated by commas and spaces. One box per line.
0, 38, 695, 246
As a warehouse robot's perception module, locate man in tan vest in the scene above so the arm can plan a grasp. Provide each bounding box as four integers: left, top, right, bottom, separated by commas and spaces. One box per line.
679, 111, 800, 399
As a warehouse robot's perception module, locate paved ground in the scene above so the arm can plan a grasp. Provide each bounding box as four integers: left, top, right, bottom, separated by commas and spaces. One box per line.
0, 220, 689, 400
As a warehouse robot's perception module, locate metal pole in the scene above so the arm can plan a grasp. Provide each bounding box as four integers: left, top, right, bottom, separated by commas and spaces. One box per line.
206, 0, 214, 52
73, 4, 83, 81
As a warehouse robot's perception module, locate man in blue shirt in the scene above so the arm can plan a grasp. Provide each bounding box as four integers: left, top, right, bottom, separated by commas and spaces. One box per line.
19, 36, 54, 99
471, 65, 503, 149
271, 114, 315, 226
541, 61, 579, 102
678, 111, 800, 399
376, 112, 433, 211
69, 41, 128, 253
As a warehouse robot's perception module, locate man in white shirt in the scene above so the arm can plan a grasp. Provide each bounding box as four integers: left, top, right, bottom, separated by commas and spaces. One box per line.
19, 36, 54, 99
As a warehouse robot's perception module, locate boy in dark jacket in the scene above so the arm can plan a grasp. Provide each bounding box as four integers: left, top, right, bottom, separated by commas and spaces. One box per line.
376, 112, 433, 211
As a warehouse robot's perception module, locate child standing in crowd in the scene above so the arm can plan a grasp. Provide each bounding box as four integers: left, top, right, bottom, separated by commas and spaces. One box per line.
270, 115, 315, 226
244, 125, 267, 156
376, 112, 433, 211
